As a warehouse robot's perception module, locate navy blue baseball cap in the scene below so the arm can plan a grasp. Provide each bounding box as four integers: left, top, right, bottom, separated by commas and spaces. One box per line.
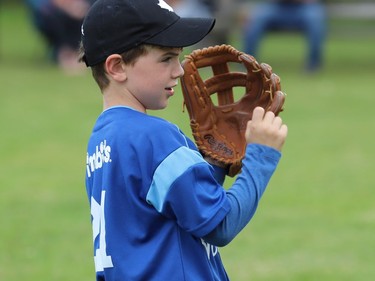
81, 0, 215, 66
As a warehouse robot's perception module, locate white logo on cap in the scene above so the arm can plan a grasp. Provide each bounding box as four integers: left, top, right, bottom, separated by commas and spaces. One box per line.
158, 0, 173, 12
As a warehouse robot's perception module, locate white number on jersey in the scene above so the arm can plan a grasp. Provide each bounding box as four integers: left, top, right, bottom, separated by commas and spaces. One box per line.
91, 191, 114, 272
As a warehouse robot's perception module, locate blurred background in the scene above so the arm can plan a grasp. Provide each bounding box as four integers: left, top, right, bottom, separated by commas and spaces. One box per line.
1, 0, 374, 280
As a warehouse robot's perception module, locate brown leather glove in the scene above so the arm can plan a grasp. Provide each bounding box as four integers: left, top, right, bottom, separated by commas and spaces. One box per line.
181, 45, 286, 177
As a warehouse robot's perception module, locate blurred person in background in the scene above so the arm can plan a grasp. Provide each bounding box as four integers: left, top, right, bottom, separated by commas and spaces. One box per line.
25, 0, 94, 73
166, 0, 235, 47
243, 0, 327, 72
210, 0, 236, 45
166, 0, 212, 18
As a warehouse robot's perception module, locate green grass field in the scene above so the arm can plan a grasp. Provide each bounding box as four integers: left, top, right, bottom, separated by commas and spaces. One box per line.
1, 3, 374, 281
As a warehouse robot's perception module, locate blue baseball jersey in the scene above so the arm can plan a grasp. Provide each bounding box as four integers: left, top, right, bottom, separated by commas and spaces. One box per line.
85, 106, 231, 280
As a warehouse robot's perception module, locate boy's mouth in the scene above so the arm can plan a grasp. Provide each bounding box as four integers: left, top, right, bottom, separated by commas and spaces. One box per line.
165, 87, 174, 96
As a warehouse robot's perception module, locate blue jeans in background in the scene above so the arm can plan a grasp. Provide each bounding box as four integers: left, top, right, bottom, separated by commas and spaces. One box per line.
243, 2, 327, 71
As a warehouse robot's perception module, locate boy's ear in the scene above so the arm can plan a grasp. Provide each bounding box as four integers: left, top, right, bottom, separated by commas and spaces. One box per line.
105, 54, 127, 82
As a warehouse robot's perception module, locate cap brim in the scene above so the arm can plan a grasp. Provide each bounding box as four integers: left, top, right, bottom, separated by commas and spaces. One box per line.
145, 17, 215, 48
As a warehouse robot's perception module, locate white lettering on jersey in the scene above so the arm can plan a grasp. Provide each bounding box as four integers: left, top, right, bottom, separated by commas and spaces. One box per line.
86, 140, 112, 178
201, 239, 219, 260
158, 0, 173, 12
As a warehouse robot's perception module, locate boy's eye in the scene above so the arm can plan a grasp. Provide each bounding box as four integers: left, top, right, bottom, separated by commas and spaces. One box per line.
160, 50, 182, 63
163, 55, 179, 63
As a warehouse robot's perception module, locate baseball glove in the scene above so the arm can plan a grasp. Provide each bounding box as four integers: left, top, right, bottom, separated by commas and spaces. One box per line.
180, 44, 285, 177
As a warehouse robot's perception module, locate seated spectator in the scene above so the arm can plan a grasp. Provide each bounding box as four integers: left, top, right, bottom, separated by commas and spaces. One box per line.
243, 0, 327, 72
25, 0, 94, 73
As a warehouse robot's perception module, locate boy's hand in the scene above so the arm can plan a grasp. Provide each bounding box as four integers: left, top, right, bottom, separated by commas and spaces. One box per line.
245, 107, 288, 152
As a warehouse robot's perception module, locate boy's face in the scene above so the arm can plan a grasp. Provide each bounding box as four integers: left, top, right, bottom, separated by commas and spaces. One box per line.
124, 47, 184, 111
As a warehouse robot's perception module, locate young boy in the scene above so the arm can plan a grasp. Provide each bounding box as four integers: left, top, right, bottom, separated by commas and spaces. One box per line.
80, 0, 288, 280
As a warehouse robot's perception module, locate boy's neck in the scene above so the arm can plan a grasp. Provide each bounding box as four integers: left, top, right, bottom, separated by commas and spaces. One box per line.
102, 87, 146, 113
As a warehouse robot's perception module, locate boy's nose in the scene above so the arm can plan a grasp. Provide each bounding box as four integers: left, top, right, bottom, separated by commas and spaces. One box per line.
174, 63, 185, 79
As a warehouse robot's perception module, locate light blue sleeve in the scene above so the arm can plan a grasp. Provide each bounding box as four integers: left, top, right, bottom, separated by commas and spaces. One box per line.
203, 144, 282, 246
146, 146, 231, 237
146, 147, 206, 212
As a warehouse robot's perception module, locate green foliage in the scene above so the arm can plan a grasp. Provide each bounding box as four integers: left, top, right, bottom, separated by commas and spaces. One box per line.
1, 3, 374, 281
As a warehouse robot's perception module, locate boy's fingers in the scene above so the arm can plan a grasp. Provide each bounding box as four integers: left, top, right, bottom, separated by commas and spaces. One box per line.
272, 116, 283, 128
263, 110, 276, 123
280, 124, 288, 137
251, 107, 265, 122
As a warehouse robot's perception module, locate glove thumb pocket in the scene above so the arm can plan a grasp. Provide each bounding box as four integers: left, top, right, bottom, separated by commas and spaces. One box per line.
268, 91, 286, 115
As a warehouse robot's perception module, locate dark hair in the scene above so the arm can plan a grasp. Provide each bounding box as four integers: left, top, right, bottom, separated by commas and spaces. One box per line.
78, 43, 151, 91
